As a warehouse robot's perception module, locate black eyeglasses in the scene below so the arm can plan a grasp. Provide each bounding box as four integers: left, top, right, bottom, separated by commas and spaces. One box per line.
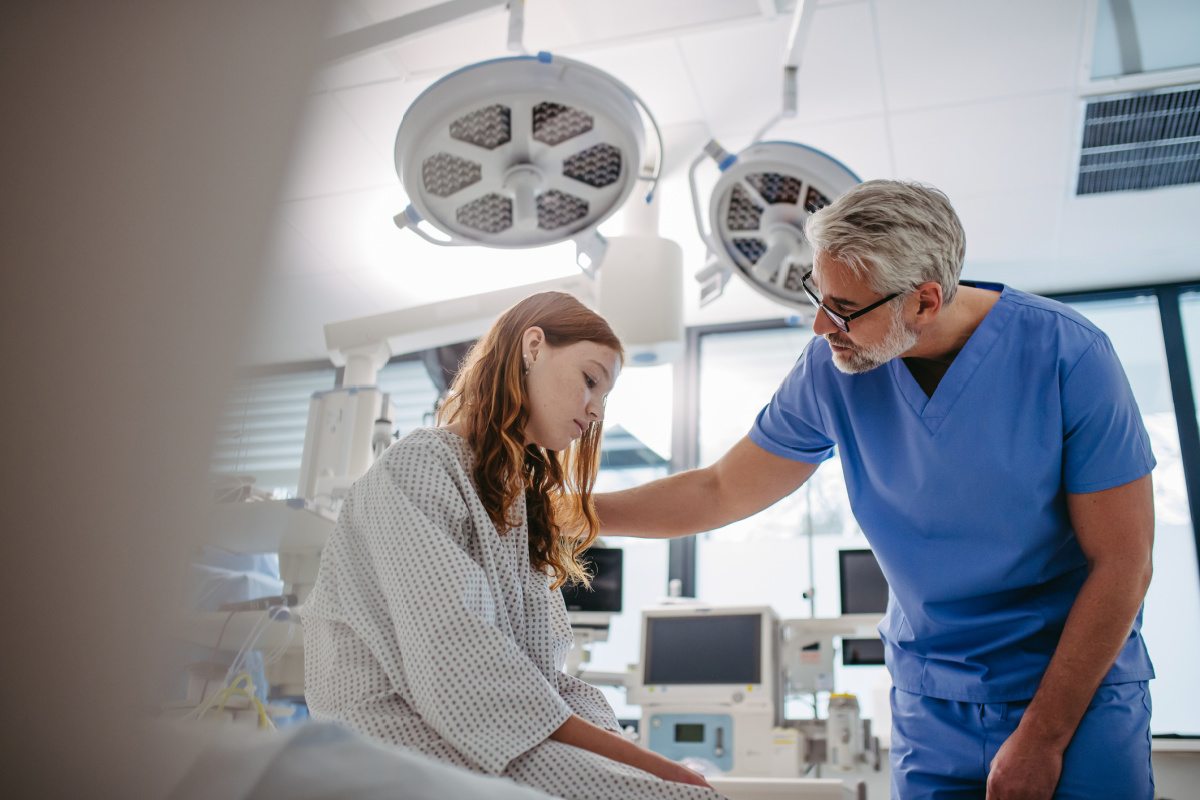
800, 270, 901, 333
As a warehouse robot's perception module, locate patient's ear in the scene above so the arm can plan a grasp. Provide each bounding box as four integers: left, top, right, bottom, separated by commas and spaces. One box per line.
522, 326, 546, 361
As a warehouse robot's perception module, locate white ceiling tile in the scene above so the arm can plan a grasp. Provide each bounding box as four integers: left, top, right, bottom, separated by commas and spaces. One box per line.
280, 93, 396, 200
357, 0, 445, 22
571, 43, 705, 127
1058, 183, 1200, 283
315, 51, 405, 92
655, 121, 716, 182
244, 272, 383, 364
347, 0, 588, 59
263, 219, 342, 279
889, 91, 1075, 199
281, 186, 411, 274
553, 0, 763, 43
954, 185, 1061, 270
874, 0, 1086, 111
325, 0, 374, 36
768, 114, 894, 180
678, 17, 792, 140
521, 0, 588, 51
388, 9, 516, 75
333, 75, 439, 162
792, 1, 884, 122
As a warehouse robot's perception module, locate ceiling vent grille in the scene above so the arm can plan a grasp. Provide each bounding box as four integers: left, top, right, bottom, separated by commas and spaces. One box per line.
1077, 84, 1200, 195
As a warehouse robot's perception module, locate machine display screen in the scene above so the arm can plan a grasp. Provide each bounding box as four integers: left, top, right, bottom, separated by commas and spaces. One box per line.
644, 614, 761, 685
561, 548, 623, 612
839, 549, 890, 614
674, 723, 705, 743
842, 637, 886, 666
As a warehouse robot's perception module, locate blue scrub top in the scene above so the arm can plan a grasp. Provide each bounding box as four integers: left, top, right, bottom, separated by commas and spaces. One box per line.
750, 283, 1156, 702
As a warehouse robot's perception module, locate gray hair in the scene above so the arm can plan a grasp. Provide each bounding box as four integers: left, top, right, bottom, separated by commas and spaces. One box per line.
804, 180, 966, 304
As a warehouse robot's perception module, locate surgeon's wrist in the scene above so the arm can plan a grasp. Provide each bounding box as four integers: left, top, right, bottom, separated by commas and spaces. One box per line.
1012, 710, 1072, 753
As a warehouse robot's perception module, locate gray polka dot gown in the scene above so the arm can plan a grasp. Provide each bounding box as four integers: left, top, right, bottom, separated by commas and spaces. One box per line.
304, 428, 723, 800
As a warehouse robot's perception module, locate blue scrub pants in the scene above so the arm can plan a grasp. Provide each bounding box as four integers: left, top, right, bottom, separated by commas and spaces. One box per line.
889, 682, 1154, 799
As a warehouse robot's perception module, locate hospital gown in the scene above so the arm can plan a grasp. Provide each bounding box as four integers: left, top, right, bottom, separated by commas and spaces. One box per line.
304, 427, 721, 800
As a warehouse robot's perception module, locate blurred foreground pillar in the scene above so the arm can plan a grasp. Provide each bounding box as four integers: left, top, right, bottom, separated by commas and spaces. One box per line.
0, 3, 327, 797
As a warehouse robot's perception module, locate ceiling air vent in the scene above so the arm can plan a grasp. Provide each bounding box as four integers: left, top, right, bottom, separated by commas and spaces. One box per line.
1077, 84, 1200, 195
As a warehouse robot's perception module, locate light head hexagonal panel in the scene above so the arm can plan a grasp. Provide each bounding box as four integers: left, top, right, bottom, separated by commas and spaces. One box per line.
563, 143, 622, 188
533, 102, 594, 146
537, 190, 588, 229
422, 152, 483, 197
732, 237, 766, 264
726, 185, 764, 231
449, 105, 512, 150
746, 172, 802, 205
804, 186, 831, 214
456, 193, 513, 234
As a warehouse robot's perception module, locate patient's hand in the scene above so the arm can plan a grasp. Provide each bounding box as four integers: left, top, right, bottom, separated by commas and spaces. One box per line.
551, 715, 713, 790
634, 748, 712, 788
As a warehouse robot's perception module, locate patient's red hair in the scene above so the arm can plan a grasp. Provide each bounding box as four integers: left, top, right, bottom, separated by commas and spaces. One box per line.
438, 291, 623, 589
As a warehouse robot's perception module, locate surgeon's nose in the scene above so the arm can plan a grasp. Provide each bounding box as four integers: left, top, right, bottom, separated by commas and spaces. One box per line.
812, 308, 837, 336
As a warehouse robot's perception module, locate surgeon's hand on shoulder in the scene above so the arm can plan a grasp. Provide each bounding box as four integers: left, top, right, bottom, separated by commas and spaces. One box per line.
986, 729, 1062, 800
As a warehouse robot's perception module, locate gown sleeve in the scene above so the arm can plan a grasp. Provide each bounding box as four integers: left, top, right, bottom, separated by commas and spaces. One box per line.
331, 434, 573, 775
556, 671, 621, 732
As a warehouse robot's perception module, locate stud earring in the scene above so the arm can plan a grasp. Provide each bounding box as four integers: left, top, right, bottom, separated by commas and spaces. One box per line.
522, 353, 530, 375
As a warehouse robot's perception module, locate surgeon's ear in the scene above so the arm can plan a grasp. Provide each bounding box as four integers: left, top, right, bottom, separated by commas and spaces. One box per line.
912, 282, 943, 323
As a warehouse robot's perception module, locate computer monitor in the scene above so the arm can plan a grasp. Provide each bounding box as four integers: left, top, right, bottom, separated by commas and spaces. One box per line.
561, 547, 622, 613
842, 637, 886, 666
644, 613, 762, 685
631, 605, 781, 724
839, 549, 889, 615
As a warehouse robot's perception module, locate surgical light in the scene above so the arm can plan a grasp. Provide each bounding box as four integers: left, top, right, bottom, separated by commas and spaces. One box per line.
393, 52, 662, 273
691, 140, 860, 310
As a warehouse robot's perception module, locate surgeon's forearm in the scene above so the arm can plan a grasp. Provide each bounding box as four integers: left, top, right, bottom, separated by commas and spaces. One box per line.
1013, 561, 1152, 751
593, 467, 723, 538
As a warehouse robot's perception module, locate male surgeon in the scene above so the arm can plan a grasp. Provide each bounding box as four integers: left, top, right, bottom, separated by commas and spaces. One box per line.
596, 181, 1155, 799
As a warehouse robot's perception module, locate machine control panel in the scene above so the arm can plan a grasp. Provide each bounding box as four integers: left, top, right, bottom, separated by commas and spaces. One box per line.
646, 713, 734, 773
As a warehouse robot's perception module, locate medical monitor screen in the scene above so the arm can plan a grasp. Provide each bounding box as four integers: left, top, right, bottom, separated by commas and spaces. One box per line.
561, 548, 622, 613
839, 549, 889, 615
644, 614, 761, 685
842, 637, 886, 666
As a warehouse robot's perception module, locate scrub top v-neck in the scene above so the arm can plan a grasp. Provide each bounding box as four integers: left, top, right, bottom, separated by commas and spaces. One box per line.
750, 282, 1155, 703
891, 282, 1012, 430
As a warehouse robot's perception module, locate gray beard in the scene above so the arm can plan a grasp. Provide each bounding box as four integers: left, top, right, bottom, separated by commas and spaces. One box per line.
827, 309, 918, 374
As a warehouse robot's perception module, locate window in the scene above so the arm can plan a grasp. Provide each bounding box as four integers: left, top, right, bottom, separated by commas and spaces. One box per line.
1066, 294, 1200, 736
211, 360, 440, 498
1092, 0, 1200, 78
375, 358, 441, 436
211, 367, 336, 497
